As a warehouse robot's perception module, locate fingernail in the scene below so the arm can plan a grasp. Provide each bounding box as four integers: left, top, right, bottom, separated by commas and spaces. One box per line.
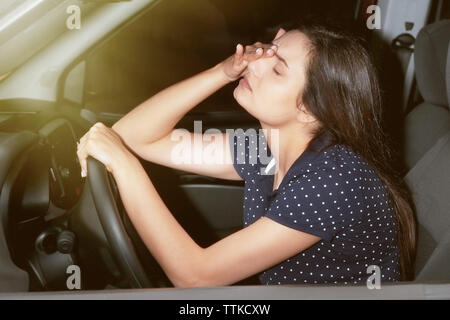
267, 49, 273, 54
256, 48, 263, 54
271, 45, 277, 50
81, 170, 86, 178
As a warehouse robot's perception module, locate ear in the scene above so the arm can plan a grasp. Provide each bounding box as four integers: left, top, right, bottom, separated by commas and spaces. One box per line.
274, 28, 286, 40
296, 104, 317, 124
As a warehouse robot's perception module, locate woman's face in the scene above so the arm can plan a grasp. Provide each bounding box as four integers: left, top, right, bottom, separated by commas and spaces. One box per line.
233, 30, 313, 127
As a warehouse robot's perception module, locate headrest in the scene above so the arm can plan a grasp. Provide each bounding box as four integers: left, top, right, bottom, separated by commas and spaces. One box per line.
414, 20, 450, 108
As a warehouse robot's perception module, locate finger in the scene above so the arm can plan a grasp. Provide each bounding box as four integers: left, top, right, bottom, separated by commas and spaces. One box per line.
230, 45, 244, 69
234, 43, 243, 65
234, 55, 248, 71
79, 122, 98, 146
77, 124, 103, 171
236, 43, 244, 57
93, 121, 104, 129
266, 44, 278, 56
77, 148, 87, 178
77, 136, 89, 177
243, 47, 260, 62
78, 130, 91, 157
79, 131, 89, 146
76, 150, 87, 178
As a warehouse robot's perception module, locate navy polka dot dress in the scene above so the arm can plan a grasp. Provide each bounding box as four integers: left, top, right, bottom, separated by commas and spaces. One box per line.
229, 129, 400, 285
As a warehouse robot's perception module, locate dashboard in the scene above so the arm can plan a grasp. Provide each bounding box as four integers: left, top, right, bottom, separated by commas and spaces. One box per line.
38, 119, 83, 210
4, 117, 83, 227
0, 117, 84, 290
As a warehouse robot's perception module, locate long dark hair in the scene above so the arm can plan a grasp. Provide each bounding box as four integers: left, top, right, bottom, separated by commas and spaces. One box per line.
289, 22, 417, 280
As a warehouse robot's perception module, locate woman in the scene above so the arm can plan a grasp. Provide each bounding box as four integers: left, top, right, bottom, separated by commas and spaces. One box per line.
76, 23, 417, 287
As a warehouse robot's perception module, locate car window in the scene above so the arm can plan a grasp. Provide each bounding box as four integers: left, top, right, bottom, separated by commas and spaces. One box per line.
0, 0, 99, 78
442, 0, 450, 19
83, 0, 363, 115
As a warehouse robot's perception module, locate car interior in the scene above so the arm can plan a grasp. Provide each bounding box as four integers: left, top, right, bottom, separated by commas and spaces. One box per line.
0, 0, 448, 298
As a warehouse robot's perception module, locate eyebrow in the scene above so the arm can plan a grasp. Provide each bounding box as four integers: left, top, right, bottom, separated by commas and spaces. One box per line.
270, 41, 289, 69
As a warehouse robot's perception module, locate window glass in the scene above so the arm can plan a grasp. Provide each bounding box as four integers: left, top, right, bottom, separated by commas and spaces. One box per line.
84, 0, 361, 115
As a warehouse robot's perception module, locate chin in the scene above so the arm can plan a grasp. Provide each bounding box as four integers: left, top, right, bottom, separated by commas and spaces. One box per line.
234, 86, 277, 123
234, 90, 262, 120
234, 88, 253, 112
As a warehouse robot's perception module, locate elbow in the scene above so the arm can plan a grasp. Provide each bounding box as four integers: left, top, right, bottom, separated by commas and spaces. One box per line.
173, 278, 215, 289
172, 271, 212, 289
173, 278, 202, 289
171, 258, 218, 288
170, 270, 197, 288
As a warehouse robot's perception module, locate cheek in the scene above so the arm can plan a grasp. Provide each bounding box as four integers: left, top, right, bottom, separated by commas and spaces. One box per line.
256, 81, 298, 119
233, 78, 299, 125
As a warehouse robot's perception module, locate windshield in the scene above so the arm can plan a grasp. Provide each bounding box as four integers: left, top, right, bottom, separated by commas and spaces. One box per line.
0, 0, 100, 80
0, 0, 361, 106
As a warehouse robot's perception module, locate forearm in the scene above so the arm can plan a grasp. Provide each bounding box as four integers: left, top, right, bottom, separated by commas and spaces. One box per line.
111, 152, 205, 287
112, 62, 230, 149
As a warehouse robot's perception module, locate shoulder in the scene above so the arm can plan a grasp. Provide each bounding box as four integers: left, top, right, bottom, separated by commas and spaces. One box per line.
283, 144, 383, 203
303, 144, 378, 181
264, 144, 385, 241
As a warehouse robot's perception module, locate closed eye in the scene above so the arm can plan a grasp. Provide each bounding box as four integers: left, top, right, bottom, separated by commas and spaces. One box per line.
273, 68, 281, 76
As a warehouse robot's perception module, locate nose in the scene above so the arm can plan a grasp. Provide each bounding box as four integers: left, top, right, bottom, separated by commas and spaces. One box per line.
247, 54, 274, 78
246, 58, 261, 78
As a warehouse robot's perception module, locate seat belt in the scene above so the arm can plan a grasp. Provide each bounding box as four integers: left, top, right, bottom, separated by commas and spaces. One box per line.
391, 32, 416, 112
391, 33, 415, 74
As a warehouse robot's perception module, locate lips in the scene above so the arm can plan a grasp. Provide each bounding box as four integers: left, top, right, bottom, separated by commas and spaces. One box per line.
240, 75, 252, 91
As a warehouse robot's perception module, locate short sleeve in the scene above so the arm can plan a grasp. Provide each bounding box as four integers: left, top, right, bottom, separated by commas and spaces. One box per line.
228, 129, 268, 180
263, 166, 363, 242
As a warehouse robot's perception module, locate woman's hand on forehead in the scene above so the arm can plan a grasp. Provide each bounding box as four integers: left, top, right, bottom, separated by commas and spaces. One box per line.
220, 40, 278, 82
244, 41, 279, 58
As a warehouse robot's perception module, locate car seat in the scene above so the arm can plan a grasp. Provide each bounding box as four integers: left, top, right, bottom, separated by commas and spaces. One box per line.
403, 20, 450, 170
403, 20, 450, 282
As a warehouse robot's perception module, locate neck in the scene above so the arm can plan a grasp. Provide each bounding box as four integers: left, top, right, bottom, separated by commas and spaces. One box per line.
260, 121, 313, 182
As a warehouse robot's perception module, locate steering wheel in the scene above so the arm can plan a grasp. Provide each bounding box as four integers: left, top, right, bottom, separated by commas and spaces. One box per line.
87, 156, 151, 288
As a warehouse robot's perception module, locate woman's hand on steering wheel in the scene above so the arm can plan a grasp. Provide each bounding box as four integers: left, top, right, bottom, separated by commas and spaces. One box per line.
76, 122, 133, 178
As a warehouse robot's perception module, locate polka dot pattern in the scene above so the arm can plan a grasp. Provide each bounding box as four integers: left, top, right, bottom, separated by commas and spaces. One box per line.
229, 130, 400, 285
